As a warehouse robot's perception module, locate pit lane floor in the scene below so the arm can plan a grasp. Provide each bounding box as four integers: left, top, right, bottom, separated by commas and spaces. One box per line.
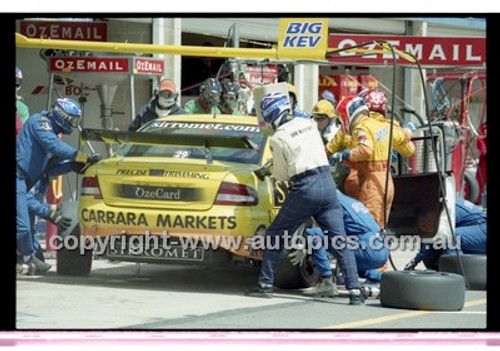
16, 248, 486, 330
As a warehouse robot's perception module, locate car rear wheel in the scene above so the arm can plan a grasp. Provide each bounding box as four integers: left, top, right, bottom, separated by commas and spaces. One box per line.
275, 251, 319, 289
438, 254, 486, 290
380, 270, 465, 311
56, 225, 92, 276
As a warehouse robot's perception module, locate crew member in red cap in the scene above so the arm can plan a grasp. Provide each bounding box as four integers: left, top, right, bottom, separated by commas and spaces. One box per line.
129, 78, 185, 131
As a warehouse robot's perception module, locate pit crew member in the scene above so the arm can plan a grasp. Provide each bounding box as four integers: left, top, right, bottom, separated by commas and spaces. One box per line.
184, 77, 222, 114
405, 197, 487, 270
219, 79, 243, 115
129, 78, 185, 131
312, 99, 340, 144
17, 98, 100, 274
291, 188, 389, 297
288, 84, 311, 118
246, 92, 363, 305
333, 96, 415, 227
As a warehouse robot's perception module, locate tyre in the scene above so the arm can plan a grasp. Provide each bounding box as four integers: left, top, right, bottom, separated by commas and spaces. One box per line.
56, 225, 92, 276
438, 254, 486, 290
463, 170, 480, 204
275, 251, 319, 289
380, 270, 465, 311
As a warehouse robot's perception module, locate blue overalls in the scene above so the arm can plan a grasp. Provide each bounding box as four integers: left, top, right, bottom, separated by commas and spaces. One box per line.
16, 112, 78, 257
306, 190, 389, 282
292, 107, 311, 119
24, 181, 51, 262
259, 167, 361, 290
415, 197, 487, 266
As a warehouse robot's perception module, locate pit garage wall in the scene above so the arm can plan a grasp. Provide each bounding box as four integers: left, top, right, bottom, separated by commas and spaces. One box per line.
15, 19, 154, 202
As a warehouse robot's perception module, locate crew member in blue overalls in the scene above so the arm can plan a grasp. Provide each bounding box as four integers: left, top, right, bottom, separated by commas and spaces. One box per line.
404, 197, 487, 271
291, 189, 389, 297
246, 92, 363, 305
17, 98, 100, 274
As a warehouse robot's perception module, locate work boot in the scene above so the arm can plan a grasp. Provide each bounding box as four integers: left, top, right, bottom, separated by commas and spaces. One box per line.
302, 277, 338, 297
349, 289, 365, 305
25, 255, 51, 275
245, 282, 273, 298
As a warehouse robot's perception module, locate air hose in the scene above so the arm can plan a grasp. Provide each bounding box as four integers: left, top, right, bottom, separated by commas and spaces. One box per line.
406, 52, 470, 288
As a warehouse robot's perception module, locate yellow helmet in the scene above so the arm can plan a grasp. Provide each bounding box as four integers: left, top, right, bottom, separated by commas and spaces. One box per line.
288, 83, 298, 100
312, 99, 336, 119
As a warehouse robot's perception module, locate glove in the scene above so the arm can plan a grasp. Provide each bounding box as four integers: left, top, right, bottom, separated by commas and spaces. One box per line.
403, 122, 418, 131
330, 149, 350, 165
87, 152, 102, 165
47, 206, 72, 232
288, 244, 306, 267
404, 258, 418, 271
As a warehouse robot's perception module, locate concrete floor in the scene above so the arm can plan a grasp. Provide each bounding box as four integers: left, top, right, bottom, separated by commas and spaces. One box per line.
16, 244, 486, 330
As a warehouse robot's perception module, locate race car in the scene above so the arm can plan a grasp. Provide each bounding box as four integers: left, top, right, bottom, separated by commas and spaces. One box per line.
57, 114, 319, 288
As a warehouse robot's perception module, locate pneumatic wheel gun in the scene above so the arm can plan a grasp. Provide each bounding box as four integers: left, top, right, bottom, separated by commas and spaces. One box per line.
254, 159, 273, 181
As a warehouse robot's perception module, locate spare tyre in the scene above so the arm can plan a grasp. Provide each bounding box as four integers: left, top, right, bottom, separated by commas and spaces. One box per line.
438, 254, 486, 290
380, 270, 465, 311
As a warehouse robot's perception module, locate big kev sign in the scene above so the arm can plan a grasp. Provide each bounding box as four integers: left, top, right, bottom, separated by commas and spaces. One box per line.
278, 18, 329, 59
329, 34, 486, 67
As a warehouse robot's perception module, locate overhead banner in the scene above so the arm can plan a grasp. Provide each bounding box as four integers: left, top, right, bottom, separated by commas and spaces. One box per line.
278, 18, 329, 59
328, 34, 486, 67
20, 21, 107, 42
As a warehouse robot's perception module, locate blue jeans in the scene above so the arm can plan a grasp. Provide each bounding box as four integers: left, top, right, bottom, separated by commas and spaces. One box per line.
259, 167, 360, 290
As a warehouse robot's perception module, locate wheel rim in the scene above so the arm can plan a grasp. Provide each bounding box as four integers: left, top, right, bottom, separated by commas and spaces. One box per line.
300, 257, 319, 285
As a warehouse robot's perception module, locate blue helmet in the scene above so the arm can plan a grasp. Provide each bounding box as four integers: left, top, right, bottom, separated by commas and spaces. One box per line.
15, 67, 22, 88
49, 98, 82, 134
321, 90, 337, 106
260, 92, 291, 128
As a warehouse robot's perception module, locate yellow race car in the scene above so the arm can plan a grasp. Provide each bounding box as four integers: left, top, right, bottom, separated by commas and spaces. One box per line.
57, 114, 319, 288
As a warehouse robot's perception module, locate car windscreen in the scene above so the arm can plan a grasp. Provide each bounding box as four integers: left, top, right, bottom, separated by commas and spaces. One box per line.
118, 121, 266, 165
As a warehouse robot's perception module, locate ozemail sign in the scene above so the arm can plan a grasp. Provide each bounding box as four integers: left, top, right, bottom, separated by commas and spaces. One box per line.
20, 21, 107, 41
133, 58, 164, 75
50, 57, 130, 73
329, 34, 486, 67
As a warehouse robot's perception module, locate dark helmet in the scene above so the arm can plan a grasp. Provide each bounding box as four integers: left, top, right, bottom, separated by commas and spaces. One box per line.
220, 79, 240, 112
200, 78, 222, 108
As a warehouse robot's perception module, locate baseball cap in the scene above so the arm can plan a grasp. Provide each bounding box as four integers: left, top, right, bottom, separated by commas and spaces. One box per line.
159, 79, 176, 93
